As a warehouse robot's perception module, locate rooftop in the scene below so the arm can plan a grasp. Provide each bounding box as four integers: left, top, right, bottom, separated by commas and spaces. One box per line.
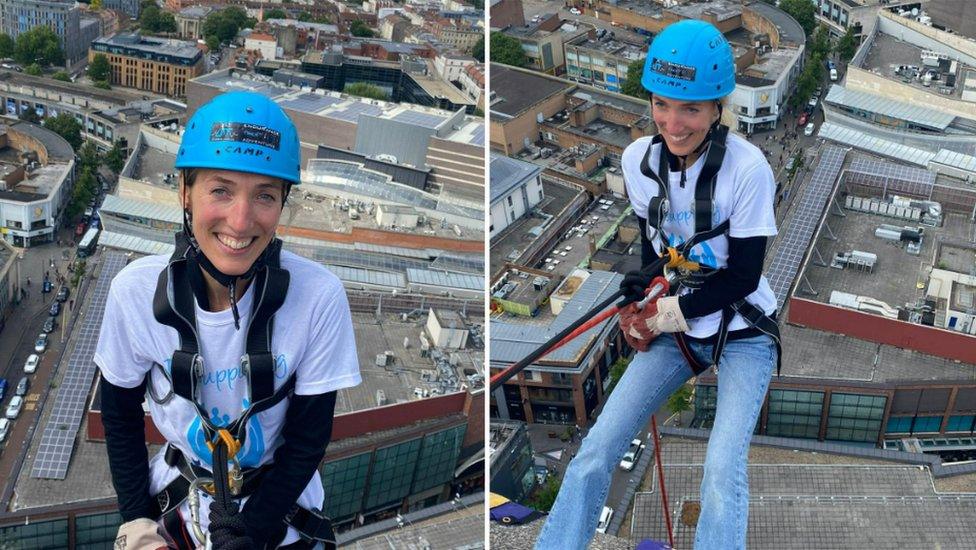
566, 35, 645, 62
668, 0, 741, 22
5, 119, 75, 162
264, 18, 339, 34
612, 0, 665, 19
489, 153, 543, 205
825, 84, 957, 131
488, 64, 573, 119
192, 69, 483, 146
745, 0, 806, 46
93, 33, 202, 61
860, 32, 970, 100
177, 5, 213, 18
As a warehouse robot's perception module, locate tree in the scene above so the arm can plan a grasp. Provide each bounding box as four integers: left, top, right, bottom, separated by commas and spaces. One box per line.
779, 0, 817, 37
52, 70, 70, 81
490, 32, 527, 68
621, 57, 647, 99
24, 63, 41, 76
606, 356, 631, 394
18, 106, 39, 124
94, 80, 112, 90
14, 27, 64, 67
666, 384, 694, 419
837, 27, 857, 62
91, 0, 103, 9
43, 113, 83, 151
529, 476, 561, 512
343, 82, 388, 101
139, 3, 177, 34
0, 34, 13, 59
67, 170, 95, 220
264, 8, 287, 20
810, 25, 831, 59
203, 7, 252, 46
79, 140, 101, 171
106, 139, 127, 173
350, 20, 375, 38
88, 53, 111, 82
470, 35, 484, 62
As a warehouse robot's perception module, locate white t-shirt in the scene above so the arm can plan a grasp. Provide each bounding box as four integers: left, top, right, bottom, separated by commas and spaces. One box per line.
621, 131, 778, 338
95, 250, 362, 546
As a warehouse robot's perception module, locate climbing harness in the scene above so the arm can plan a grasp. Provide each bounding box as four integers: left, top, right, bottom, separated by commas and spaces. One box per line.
149, 232, 336, 549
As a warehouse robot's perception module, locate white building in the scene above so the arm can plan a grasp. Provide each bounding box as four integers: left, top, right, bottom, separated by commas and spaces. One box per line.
375, 204, 420, 228
244, 32, 278, 60
433, 53, 475, 83
426, 308, 468, 349
489, 153, 543, 240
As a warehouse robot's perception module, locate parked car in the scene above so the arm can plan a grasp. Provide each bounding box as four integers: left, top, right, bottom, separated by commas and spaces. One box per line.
42, 317, 56, 334
0, 418, 9, 442
42, 279, 53, 293
56, 286, 69, 303
569, 7, 581, 15
797, 112, 809, 127
619, 438, 645, 471
34, 334, 48, 353
24, 354, 39, 373
49, 301, 60, 317
15, 376, 29, 397
807, 96, 818, 109
0, 379, 7, 400
596, 506, 614, 534
805, 122, 816, 136
5, 396, 23, 419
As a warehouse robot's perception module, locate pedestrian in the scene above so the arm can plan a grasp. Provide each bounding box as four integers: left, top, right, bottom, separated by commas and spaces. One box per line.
27, 277, 30, 286
536, 20, 780, 550
69, 299, 74, 311
97, 92, 362, 550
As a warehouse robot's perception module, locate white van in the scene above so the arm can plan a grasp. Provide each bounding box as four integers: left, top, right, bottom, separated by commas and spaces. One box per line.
596, 506, 614, 533
830, 68, 838, 81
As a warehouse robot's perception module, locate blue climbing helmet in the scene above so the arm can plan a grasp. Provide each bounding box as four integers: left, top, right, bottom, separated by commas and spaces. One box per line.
176, 91, 301, 185
641, 19, 735, 101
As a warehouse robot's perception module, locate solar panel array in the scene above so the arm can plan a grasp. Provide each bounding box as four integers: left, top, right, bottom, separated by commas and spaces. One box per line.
847, 157, 935, 197
818, 122, 933, 167
429, 252, 483, 274
468, 124, 485, 146
406, 268, 483, 291
31, 252, 128, 479
393, 110, 446, 129
279, 93, 341, 113
330, 103, 384, 123
766, 146, 848, 311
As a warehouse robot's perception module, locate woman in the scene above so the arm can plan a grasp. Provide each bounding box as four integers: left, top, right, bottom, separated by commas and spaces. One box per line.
535, 20, 780, 549
95, 91, 361, 549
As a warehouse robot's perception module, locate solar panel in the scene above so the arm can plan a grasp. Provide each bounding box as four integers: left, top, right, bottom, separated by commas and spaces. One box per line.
766, 146, 848, 311
393, 111, 446, 129
846, 157, 935, 198
31, 252, 128, 480
279, 94, 341, 113
469, 129, 485, 146
330, 103, 383, 123
429, 252, 484, 274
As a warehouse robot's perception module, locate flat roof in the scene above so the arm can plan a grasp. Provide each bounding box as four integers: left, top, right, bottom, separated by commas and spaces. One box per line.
489, 153, 543, 205
93, 33, 201, 60
5, 120, 74, 162
488, 64, 573, 119
668, 0, 741, 22
860, 32, 970, 101
745, 0, 806, 46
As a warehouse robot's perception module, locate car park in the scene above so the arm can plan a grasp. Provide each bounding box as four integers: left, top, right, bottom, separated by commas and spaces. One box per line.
56, 286, 69, 302
34, 334, 48, 353
15, 377, 29, 397
5, 396, 23, 419
24, 354, 38, 373
596, 506, 614, 534
49, 302, 60, 316
0, 418, 9, 442
805, 122, 816, 136
42, 317, 56, 334
619, 438, 645, 471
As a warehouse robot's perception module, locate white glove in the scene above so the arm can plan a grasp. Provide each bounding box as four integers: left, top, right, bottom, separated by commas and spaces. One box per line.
646, 296, 689, 333
114, 518, 170, 550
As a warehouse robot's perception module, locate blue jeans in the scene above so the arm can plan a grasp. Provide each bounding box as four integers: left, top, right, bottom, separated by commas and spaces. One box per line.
534, 334, 776, 550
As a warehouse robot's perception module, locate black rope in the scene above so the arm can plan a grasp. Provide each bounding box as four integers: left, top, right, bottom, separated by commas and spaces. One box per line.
208, 441, 253, 550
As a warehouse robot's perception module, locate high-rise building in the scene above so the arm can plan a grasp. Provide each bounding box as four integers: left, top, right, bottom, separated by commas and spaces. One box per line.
0, 0, 93, 66
89, 33, 204, 97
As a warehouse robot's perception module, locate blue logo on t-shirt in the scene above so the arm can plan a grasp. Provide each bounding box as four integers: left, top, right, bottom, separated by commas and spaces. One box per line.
662, 205, 723, 269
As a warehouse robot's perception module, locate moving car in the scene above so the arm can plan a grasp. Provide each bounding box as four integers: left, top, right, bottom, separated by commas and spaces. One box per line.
24, 354, 39, 373
56, 286, 69, 303
596, 506, 614, 534
0, 418, 9, 442
0, 379, 6, 400
42, 280, 53, 293
42, 317, 56, 334
49, 301, 60, 317
807, 96, 818, 109
619, 438, 645, 471
804, 122, 816, 136
6, 396, 23, 419
34, 334, 48, 353
569, 7, 581, 15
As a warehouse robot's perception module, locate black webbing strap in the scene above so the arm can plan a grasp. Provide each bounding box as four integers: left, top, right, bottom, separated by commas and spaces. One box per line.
694, 125, 728, 235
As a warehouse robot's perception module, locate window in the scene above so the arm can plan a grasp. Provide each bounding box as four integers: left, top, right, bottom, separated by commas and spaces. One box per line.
947, 415, 976, 432
321, 452, 371, 520
412, 425, 465, 493
825, 393, 886, 442
766, 389, 824, 439
364, 438, 421, 509
507, 195, 513, 207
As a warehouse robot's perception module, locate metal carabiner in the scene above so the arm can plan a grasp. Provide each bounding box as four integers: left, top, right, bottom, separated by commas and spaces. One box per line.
188, 476, 214, 547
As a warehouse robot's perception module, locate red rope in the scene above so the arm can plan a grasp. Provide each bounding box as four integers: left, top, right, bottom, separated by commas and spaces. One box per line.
651, 415, 674, 548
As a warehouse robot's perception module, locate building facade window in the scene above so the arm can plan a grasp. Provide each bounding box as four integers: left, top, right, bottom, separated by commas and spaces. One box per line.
825, 392, 886, 442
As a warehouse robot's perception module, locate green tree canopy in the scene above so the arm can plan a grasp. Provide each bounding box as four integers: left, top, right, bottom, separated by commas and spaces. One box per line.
471, 35, 484, 62
489, 32, 527, 68
24, 63, 41, 76
106, 139, 127, 173
780, 0, 817, 37
621, 57, 647, 99
810, 25, 832, 59
837, 27, 857, 62
14, 27, 64, 67
264, 8, 287, 20
88, 53, 110, 82
79, 140, 101, 171
0, 34, 14, 59
18, 106, 39, 124
68, 168, 96, 219
139, 4, 177, 34
52, 70, 70, 81
343, 82, 388, 101
350, 20, 375, 37
203, 7, 254, 46
91, 0, 103, 10
43, 113, 83, 151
